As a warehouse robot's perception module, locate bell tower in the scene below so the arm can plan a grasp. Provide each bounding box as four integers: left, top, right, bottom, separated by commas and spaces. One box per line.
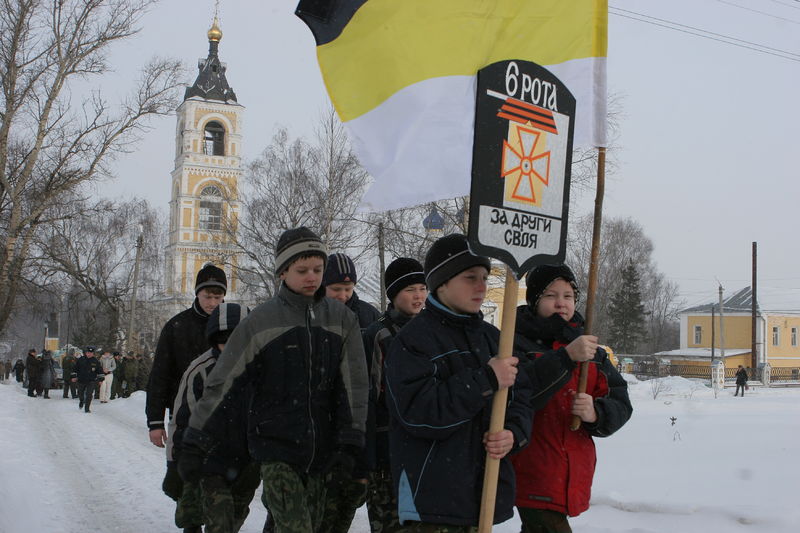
163, 17, 243, 309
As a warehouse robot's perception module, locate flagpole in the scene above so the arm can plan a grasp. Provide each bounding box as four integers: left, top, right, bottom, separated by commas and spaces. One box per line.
478, 266, 519, 533
571, 145, 605, 431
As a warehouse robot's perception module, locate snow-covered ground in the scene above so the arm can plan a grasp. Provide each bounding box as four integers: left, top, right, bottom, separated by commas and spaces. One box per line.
1, 376, 797, 533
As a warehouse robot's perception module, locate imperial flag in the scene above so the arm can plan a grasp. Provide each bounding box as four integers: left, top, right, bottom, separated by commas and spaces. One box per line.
296, 0, 607, 211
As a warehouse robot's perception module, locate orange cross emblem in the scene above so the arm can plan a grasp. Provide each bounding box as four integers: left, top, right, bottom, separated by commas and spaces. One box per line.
500, 124, 551, 207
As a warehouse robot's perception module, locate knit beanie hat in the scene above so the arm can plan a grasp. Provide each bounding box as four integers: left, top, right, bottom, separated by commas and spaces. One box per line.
525, 263, 579, 306
195, 263, 227, 295
275, 227, 327, 276
206, 303, 249, 345
385, 257, 425, 302
424, 233, 491, 294
323, 253, 357, 286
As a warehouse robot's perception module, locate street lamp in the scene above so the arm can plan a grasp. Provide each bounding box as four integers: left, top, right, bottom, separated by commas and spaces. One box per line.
126, 224, 144, 353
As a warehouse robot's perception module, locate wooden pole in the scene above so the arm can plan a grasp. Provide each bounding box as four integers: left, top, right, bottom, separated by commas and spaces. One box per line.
477, 266, 519, 533
571, 146, 605, 431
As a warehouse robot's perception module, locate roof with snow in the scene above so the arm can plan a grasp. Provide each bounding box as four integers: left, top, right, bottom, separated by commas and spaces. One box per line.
655, 348, 751, 359
680, 286, 759, 314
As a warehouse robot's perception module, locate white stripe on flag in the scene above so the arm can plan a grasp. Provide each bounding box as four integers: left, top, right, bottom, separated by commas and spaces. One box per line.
354, 57, 606, 212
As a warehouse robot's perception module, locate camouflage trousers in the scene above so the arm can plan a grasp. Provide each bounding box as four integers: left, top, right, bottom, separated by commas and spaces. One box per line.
318, 469, 367, 533
400, 523, 477, 533
162, 462, 204, 529
175, 479, 204, 528
517, 508, 572, 533
201, 462, 261, 533
366, 469, 402, 533
261, 461, 326, 533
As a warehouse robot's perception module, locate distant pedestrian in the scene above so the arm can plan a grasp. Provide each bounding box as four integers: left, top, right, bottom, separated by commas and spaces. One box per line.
99, 349, 116, 403
110, 352, 123, 400
13, 359, 25, 383
3, 359, 10, 381
25, 349, 40, 397
735, 365, 748, 396
62, 350, 78, 399
73, 347, 103, 413
122, 352, 137, 397
39, 350, 56, 399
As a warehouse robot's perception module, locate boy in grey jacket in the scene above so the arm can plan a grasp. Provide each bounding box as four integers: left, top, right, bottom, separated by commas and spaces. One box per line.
179, 227, 369, 533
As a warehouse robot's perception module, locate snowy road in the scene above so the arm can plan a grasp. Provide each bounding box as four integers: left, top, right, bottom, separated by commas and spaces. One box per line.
2, 376, 799, 533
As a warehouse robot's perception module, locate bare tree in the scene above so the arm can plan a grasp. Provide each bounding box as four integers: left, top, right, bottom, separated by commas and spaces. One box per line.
34, 197, 165, 348
228, 109, 372, 298
0, 0, 184, 334
567, 215, 682, 352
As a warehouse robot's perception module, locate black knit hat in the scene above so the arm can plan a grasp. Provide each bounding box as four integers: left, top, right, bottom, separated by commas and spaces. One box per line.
424, 233, 491, 294
525, 264, 579, 306
323, 253, 357, 286
206, 303, 249, 345
195, 263, 227, 295
275, 227, 328, 276
385, 257, 425, 302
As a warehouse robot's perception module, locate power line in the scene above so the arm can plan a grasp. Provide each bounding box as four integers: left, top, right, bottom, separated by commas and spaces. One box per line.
764, 0, 800, 12
715, 0, 800, 23
609, 6, 800, 63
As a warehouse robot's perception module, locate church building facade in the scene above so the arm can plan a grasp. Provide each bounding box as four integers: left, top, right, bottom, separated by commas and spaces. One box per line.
163, 18, 243, 312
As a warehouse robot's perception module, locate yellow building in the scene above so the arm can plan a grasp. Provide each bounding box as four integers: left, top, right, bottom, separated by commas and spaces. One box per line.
163, 18, 243, 312
664, 286, 800, 369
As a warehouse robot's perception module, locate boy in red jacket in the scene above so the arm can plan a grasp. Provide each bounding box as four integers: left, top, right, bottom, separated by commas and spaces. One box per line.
512, 264, 632, 533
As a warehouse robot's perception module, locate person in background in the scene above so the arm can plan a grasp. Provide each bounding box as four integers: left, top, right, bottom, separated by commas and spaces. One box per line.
362, 257, 427, 533
62, 349, 78, 399
147, 263, 227, 533
734, 365, 749, 396
14, 358, 25, 383
99, 348, 116, 403
110, 352, 124, 400
39, 350, 56, 399
318, 252, 380, 533
73, 346, 103, 413
25, 349, 40, 397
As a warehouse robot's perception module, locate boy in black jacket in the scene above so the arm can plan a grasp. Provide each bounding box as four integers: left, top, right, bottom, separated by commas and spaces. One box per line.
384, 234, 532, 529
363, 257, 427, 533
179, 227, 369, 533
168, 303, 258, 533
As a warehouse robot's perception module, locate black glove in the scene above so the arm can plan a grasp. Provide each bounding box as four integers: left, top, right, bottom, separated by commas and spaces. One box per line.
162, 461, 183, 500
177, 427, 215, 483
324, 446, 359, 476
177, 444, 205, 484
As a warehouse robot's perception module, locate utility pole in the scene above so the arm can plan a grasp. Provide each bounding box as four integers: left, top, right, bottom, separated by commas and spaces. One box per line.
718, 284, 726, 363
127, 226, 144, 353
751, 241, 758, 369
711, 305, 715, 364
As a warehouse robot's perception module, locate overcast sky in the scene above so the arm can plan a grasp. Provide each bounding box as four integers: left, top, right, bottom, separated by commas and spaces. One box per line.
98, 0, 800, 311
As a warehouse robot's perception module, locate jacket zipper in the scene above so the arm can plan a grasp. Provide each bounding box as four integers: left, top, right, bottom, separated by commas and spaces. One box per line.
305, 303, 316, 473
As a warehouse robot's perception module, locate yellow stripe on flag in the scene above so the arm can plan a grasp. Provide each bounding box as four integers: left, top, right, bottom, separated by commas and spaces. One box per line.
318, 0, 608, 122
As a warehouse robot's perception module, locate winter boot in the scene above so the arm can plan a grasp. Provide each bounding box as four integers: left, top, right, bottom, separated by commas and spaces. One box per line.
183, 527, 202, 533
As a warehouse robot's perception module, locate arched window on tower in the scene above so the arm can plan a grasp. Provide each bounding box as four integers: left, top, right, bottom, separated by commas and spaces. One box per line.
199, 185, 223, 231
203, 121, 225, 156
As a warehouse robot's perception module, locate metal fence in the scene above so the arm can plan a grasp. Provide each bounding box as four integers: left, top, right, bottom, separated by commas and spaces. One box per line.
629, 363, 799, 386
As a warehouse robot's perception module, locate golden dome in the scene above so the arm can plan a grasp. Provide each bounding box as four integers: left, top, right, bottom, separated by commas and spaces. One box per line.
207, 17, 222, 42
